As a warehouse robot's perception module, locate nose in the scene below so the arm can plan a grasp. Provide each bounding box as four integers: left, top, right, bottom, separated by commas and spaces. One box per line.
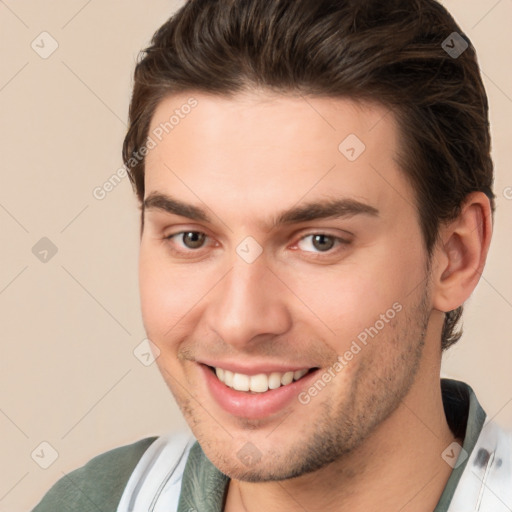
203, 255, 292, 350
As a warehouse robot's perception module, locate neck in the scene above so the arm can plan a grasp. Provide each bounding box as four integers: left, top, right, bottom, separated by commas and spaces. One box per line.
225, 359, 458, 512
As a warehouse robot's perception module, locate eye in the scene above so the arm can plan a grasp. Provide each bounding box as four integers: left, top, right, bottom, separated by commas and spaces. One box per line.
163, 230, 350, 259
165, 231, 209, 251
296, 233, 349, 254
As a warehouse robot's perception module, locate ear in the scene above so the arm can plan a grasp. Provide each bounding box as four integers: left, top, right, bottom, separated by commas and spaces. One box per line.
431, 191, 493, 313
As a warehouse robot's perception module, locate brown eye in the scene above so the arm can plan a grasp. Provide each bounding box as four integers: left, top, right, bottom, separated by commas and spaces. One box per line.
163, 230, 214, 259
311, 234, 336, 252
298, 234, 338, 253
180, 232, 206, 249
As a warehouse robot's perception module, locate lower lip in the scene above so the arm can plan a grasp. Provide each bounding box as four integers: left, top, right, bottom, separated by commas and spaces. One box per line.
201, 364, 319, 419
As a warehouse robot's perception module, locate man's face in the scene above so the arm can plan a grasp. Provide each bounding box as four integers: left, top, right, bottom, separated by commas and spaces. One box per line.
139, 90, 434, 480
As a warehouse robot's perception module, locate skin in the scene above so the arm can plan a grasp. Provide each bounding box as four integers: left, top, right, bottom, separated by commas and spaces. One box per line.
139, 90, 492, 511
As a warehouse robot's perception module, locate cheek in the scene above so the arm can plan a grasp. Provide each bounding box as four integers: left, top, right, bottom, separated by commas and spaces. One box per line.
138, 243, 218, 343
283, 242, 424, 348
138, 245, 187, 340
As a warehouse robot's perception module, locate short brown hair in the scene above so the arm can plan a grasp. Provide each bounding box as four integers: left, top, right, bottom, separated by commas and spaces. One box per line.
122, 0, 495, 351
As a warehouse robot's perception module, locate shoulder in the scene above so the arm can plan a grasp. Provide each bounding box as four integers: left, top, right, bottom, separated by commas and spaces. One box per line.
451, 420, 512, 509
31, 436, 159, 512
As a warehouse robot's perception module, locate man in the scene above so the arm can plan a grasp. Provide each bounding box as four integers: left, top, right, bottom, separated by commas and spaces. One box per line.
33, 0, 511, 511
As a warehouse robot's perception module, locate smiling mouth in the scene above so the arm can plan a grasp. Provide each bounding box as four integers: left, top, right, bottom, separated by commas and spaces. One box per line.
206, 365, 318, 393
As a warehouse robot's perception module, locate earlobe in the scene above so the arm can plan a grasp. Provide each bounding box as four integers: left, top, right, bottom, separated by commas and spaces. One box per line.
432, 192, 493, 313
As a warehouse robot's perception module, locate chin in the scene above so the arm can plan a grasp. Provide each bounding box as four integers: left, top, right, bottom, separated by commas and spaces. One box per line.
200, 433, 346, 483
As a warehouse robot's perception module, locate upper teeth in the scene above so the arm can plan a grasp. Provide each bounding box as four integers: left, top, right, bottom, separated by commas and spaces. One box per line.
214, 367, 309, 393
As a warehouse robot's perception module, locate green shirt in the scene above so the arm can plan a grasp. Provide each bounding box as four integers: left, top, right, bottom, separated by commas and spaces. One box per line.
32, 436, 158, 512
32, 379, 486, 512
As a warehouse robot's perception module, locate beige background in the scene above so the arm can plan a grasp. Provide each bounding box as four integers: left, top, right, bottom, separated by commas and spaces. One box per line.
0, 1, 511, 510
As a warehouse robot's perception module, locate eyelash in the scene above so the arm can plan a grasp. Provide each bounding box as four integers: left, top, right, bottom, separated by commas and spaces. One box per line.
162, 231, 351, 259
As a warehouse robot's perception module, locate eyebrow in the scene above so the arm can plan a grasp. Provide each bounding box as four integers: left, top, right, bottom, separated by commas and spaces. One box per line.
143, 192, 379, 230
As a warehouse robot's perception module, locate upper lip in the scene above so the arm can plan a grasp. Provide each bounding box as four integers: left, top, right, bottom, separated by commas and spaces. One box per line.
199, 359, 318, 376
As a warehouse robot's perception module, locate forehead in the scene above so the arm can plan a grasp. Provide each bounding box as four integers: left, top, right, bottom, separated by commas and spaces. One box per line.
147, 90, 395, 152
144, 90, 415, 228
